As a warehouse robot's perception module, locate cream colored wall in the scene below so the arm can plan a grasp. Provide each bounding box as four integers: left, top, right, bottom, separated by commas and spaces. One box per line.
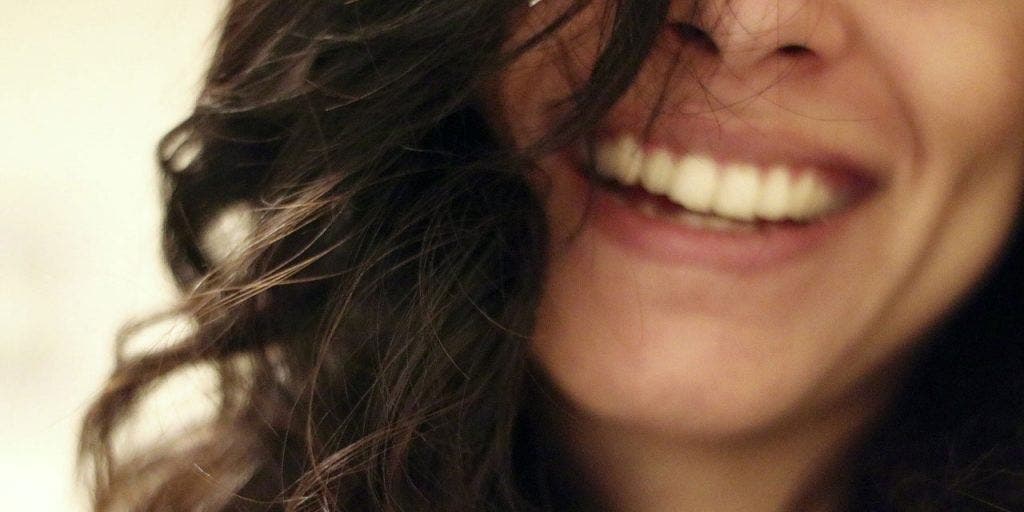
1, 1, 224, 509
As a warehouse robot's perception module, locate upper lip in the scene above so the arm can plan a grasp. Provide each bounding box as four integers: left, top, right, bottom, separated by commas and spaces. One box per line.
588, 115, 887, 195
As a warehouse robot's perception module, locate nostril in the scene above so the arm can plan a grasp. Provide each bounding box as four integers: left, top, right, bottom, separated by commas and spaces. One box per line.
671, 23, 719, 54
778, 44, 812, 57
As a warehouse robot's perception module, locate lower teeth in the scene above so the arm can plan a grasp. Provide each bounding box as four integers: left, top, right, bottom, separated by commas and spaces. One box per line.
636, 200, 759, 233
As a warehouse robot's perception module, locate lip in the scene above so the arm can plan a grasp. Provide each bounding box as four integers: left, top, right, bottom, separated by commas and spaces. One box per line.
559, 123, 884, 272
586, 183, 859, 272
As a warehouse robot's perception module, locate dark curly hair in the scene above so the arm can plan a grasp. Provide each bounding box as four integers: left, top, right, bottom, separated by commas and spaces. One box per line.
79, 0, 1024, 510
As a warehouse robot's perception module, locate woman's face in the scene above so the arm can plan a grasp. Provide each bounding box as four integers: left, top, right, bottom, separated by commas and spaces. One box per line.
490, 0, 1024, 437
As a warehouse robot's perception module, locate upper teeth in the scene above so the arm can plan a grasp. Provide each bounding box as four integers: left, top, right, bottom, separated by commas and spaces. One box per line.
594, 135, 845, 222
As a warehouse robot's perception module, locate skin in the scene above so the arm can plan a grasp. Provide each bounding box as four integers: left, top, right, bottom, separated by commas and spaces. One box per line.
489, 0, 1024, 510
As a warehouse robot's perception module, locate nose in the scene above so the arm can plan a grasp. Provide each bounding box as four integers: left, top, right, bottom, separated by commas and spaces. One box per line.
674, 0, 850, 75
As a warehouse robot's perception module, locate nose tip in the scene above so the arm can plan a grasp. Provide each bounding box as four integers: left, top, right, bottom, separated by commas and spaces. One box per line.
675, 0, 847, 74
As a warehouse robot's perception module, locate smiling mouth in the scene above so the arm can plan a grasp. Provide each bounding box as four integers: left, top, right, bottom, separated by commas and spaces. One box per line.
585, 133, 876, 232
564, 129, 883, 270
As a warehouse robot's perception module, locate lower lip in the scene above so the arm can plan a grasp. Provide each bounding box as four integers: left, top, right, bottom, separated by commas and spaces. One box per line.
576, 170, 863, 273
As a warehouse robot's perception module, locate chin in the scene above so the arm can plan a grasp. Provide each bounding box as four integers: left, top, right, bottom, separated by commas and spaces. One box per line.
531, 293, 840, 440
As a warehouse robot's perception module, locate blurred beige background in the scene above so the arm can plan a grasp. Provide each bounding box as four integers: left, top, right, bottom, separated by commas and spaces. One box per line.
1, 1, 224, 509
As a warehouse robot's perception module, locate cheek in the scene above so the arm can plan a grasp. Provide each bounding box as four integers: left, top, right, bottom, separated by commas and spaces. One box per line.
879, 11, 1024, 168
868, 146, 1024, 352
920, 56, 1024, 167
494, 1, 614, 146
861, 16, 1024, 351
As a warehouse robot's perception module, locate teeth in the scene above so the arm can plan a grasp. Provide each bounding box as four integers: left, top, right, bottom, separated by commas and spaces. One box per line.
634, 195, 758, 233
676, 210, 758, 233
639, 149, 676, 195
756, 167, 792, 221
789, 173, 817, 220
788, 173, 838, 221
669, 155, 718, 214
712, 164, 760, 221
597, 135, 643, 185
594, 136, 845, 223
